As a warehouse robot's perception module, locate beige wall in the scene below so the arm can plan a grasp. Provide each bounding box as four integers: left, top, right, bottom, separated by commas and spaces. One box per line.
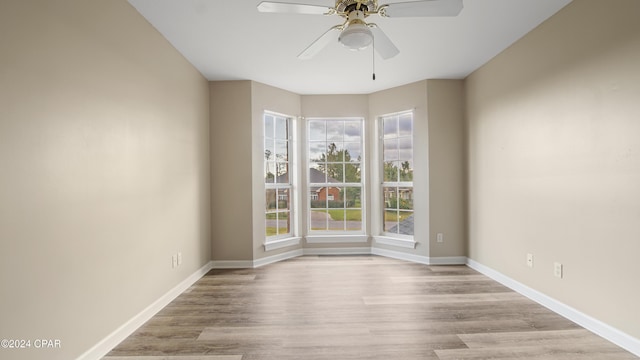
426, 80, 466, 258
210, 81, 253, 261
0, 1, 211, 359
466, 0, 640, 339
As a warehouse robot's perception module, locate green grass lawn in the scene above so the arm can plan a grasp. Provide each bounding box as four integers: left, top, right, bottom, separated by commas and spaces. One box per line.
265, 212, 289, 220
384, 210, 412, 222
312, 209, 362, 221
266, 227, 288, 236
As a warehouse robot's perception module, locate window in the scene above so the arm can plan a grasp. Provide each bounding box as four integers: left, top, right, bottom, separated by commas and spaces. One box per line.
381, 111, 414, 236
308, 118, 364, 233
264, 112, 293, 239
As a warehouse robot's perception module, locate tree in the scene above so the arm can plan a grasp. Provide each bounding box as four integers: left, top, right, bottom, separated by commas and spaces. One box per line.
315, 142, 360, 183
383, 161, 398, 182
400, 161, 413, 181
264, 149, 274, 181
383, 161, 413, 182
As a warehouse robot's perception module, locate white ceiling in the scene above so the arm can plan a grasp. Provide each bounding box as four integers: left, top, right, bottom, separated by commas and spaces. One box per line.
127, 0, 572, 95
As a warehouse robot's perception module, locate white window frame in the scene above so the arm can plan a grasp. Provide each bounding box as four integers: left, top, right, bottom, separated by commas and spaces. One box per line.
374, 110, 416, 249
263, 111, 300, 250
305, 117, 367, 243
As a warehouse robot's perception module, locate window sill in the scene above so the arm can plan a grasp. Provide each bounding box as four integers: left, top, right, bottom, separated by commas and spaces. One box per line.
305, 235, 369, 244
264, 237, 301, 251
373, 236, 417, 249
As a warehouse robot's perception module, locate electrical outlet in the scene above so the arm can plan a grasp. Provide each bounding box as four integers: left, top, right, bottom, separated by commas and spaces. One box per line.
177, 252, 183, 266
554, 262, 563, 278
436, 233, 444, 243
172, 255, 177, 269
527, 253, 534, 268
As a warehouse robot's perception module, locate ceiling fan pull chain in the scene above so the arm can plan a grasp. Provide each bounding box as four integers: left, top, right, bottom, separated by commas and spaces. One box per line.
372, 37, 376, 80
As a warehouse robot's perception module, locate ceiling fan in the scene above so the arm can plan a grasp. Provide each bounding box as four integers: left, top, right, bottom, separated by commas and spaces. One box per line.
257, 0, 463, 60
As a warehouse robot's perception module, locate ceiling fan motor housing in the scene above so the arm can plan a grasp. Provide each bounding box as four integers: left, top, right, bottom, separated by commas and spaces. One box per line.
335, 0, 378, 15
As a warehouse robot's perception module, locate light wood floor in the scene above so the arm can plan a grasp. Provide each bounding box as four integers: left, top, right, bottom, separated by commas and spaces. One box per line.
104, 255, 637, 360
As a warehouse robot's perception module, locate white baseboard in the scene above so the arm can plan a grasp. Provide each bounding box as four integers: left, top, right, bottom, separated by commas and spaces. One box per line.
429, 256, 468, 265
303, 247, 372, 256
253, 249, 304, 268
211, 260, 254, 269
77, 260, 214, 360
371, 247, 430, 265
466, 258, 640, 357
373, 236, 417, 249
213, 247, 465, 268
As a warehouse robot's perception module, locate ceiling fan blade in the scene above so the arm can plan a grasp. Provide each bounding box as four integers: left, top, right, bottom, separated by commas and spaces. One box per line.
298, 25, 341, 60
381, 0, 463, 17
257, 1, 333, 15
369, 24, 399, 59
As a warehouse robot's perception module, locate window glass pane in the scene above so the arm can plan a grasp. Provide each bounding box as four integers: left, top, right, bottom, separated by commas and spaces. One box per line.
264, 141, 275, 161
309, 166, 327, 184
397, 211, 414, 235
323, 163, 344, 183
264, 115, 274, 139
328, 209, 345, 231
309, 142, 326, 163
266, 189, 277, 210
381, 112, 414, 238
344, 187, 361, 208
344, 162, 360, 183
275, 163, 289, 183
307, 118, 364, 234
265, 213, 276, 237
383, 138, 399, 160
346, 209, 362, 231
325, 142, 344, 162
277, 189, 289, 209
399, 161, 413, 181
344, 142, 361, 162
383, 161, 399, 182
383, 210, 398, 233
275, 140, 288, 161
310, 209, 328, 231
265, 162, 276, 183
309, 120, 325, 141
326, 121, 343, 142
398, 187, 413, 210
383, 187, 397, 209
398, 137, 412, 161
264, 113, 293, 239
277, 211, 291, 235
344, 121, 362, 141
275, 117, 288, 139
383, 118, 397, 138
398, 115, 412, 136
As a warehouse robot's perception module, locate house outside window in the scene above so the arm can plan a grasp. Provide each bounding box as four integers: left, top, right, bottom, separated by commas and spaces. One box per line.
307, 118, 364, 233
264, 112, 293, 239
381, 111, 414, 237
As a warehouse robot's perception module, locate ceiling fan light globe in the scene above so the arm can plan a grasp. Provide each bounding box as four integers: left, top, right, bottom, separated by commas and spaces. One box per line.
338, 23, 373, 50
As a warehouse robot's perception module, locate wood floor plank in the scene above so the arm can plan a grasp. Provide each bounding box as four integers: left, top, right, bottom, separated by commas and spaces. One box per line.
103, 356, 242, 360
390, 274, 492, 283
458, 329, 623, 349
362, 291, 524, 305
104, 255, 637, 360
435, 344, 638, 360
